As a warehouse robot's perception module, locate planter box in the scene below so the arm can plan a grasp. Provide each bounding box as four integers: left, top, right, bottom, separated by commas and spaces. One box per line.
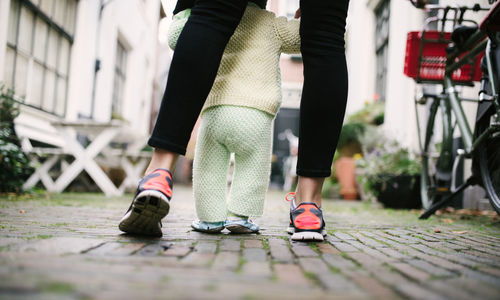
372, 174, 421, 209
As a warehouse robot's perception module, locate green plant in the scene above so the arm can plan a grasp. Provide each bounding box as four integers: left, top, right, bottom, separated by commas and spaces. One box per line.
347, 101, 385, 126
355, 131, 421, 201
0, 85, 34, 194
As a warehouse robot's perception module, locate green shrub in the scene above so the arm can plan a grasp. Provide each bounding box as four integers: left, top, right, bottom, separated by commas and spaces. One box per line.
0, 85, 34, 193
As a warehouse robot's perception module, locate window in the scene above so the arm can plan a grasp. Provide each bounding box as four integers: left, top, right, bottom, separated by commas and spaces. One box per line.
374, 0, 390, 102
4, 0, 77, 116
111, 40, 128, 118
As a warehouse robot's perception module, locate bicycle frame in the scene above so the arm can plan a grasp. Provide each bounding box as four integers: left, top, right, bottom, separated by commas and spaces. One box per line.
438, 38, 499, 157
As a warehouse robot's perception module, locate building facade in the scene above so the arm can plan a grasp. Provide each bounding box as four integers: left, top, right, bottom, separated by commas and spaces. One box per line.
346, 0, 492, 207
0, 0, 162, 146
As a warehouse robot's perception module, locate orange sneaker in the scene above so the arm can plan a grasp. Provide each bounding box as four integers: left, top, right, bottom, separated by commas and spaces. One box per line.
118, 168, 173, 237
286, 192, 326, 241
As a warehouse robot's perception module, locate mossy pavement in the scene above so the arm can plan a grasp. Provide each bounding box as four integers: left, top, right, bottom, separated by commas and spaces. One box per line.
1, 185, 499, 299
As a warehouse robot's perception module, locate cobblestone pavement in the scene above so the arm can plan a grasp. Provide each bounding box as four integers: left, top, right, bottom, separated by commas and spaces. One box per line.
1, 185, 500, 300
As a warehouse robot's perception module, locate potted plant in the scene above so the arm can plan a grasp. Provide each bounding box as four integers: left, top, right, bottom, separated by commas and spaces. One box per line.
355, 131, 422, 208
334, 121, 366, 200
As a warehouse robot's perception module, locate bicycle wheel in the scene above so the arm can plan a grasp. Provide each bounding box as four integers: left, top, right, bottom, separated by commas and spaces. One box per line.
420, 98, 454, 209
476, 106, 500, 214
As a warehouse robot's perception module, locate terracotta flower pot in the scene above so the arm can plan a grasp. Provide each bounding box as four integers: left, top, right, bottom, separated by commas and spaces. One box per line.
335, 157, 358, 200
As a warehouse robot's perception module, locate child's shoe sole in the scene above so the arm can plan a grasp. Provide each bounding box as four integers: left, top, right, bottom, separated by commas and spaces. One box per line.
118, 190, 170, 237
225, 224, 258, 234
191, 220, 225, 233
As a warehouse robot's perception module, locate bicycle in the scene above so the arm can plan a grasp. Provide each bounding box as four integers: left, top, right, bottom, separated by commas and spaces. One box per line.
404, 0, 500, 218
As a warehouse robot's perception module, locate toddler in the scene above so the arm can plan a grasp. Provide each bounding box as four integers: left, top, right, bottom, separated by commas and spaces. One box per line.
169, 0, 300, 233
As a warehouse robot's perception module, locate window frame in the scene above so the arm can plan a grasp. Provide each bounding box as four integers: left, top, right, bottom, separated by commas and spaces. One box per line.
374, 0, 390, 102
4, 0, 77, 117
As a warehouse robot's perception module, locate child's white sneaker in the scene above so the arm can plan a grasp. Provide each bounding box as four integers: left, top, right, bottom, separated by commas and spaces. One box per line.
191, 220, 225, 233
225, 215, 259, 234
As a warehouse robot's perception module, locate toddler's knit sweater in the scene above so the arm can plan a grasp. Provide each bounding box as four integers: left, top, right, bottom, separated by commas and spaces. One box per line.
168, 4, 300, 116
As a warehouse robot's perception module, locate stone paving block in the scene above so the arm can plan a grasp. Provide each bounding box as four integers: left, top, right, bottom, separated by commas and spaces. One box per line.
456, 240, 500, 256
219, 239, 240, 252
394, 282, 447, 300
456, 235, 497, 246
390, 262, 431, 282
290, 243, 318, 257
385, 230, 422, 244
334, 232, 356, 241
242, 248, 267, 262
412, 252, 465, 272
479, 267, 500, 277
212, 251, 239, 271
344, 270, 402, 300
268, 238, 294, 263
374, 231, 413, 244
408, 243, 442, 256
180, 252, 215, 267
163, 242, 193, 257
316, 243, 340, 255
445, 277, 500, 300
273, 263, 310, 286
367, 267, 411, 287
330, 242, 360, 253
461, 268, 500, 287
456, 251, 500, 267
325, 234, 341, 243
461, 249, 500, 264
425, 280, 479, 300
195, 241, 217, 254
406, 259, 454, 278
241, 261, 271, 277
19, 237, 105, 255
322, 253, 357, 271
244, 240, 263, 248
0, 237, 24, 248
421, 241, 466, 252
361, 247, 395, 263
298, 257, 361, 294
348, 252, 383, 268
376, 246, 409, 260
85, 242, 122, 255
406, 230, 441, 242
317, 272, 363, 295
298, 257, 330, 274
135, 243, 166, 256
345, 240, 371, 251
351, 232, 387, 248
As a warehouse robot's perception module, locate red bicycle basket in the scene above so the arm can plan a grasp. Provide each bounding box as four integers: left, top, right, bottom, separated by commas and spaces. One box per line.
404, 31, 483, 83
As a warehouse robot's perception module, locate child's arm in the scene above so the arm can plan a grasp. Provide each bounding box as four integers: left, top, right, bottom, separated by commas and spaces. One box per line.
273, 17, 300, 54
168, 9, 191, 50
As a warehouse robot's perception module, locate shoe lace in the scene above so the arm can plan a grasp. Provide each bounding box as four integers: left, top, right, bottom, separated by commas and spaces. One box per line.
285, 192, 295, 203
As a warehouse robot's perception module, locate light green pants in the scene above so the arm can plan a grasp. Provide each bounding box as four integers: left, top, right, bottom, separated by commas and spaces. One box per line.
193, 106, 273, 222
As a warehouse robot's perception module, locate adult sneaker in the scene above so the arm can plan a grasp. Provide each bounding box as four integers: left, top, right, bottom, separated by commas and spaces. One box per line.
118, 168, 173, 237
286, 192, 326, 241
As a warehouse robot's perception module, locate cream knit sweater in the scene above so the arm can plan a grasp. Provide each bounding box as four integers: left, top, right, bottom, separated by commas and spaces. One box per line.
168, 5, 300, 116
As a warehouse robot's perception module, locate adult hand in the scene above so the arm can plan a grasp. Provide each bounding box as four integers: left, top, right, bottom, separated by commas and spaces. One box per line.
294, 8, 300, 19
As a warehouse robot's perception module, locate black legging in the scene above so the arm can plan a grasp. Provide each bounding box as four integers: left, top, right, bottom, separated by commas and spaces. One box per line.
149, 0, 349, 178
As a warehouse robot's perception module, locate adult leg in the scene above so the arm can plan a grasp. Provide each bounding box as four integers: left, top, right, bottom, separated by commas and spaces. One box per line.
295, 0, 350, 206
146, 0, 249, 173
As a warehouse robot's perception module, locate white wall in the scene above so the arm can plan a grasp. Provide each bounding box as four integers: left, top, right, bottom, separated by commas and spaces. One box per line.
345, 0, 376, 115
382, 0, 424, 150
0, 0, 10, 83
